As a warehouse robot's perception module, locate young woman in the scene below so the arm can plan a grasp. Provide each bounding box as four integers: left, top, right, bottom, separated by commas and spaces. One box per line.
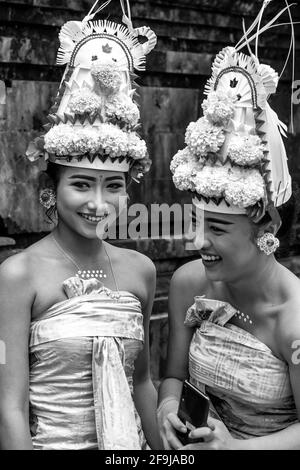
0, 4, 160, 450
158, 205, 300, 450
158, 6, 300, 450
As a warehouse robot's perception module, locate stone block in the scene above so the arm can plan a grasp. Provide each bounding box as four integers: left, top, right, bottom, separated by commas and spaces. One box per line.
0, 129, 50, 233
1, 80, 58, 131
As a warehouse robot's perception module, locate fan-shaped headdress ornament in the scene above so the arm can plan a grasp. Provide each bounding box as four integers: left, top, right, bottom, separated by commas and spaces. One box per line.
26, 0, 157, 181
170, 0, 296, 223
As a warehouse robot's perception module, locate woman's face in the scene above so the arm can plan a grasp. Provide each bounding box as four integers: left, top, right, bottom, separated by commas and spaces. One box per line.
56, 166, 127, 239
192, 207, 260, 283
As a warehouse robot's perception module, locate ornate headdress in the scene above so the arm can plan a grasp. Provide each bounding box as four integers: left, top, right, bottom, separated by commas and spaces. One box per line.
26, 0, 157, 181
170, 1, 295, 223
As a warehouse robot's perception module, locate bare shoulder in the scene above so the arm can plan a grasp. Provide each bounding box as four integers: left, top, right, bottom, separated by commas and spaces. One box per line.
276, 272, 300, 363
171, 258, 208, 297
108, 243, 156, 280
0, 235, 52, 279
0, 250, 37, 309
0, 250, 33, 283
169, 258, 209, 317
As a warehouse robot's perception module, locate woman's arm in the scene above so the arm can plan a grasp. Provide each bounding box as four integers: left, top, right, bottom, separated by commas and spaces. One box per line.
0, 254, 35, 449
158, 262, 200, 449
133, 255, 161, 449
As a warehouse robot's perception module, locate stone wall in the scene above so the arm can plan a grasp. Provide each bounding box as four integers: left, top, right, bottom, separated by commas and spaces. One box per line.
0, 0, 300, 381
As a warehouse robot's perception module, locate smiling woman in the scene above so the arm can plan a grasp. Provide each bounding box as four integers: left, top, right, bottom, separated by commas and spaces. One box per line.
158, 4, 300, 451
0, 1, 160, 451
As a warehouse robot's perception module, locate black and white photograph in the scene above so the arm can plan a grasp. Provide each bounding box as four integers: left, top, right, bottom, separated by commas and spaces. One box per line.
0, 0, 300, 453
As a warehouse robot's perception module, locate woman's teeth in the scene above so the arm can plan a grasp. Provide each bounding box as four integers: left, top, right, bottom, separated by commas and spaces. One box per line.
79, 213, 107, 223
201, 254, 221, 262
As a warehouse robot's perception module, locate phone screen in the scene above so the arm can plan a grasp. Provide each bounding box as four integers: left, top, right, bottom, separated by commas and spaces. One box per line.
176, 380, 210, 445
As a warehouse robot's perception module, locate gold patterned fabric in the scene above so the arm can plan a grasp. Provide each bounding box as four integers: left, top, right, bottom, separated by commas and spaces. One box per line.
29, 277, 145, 450
185, 297, 298, 439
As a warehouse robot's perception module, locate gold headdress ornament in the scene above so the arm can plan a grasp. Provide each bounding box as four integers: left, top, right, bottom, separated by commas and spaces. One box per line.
170, 0, 296, 223
26, 0, 157, 181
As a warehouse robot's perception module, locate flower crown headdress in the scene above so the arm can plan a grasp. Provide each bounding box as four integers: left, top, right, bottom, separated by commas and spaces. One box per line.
170, 0, 296, 223
26, 0, 157, 182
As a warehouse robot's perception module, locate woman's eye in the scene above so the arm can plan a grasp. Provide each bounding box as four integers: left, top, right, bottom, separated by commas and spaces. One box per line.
210, 225, 224, 234
72, 182, 90, 189
107, 183, 124, 189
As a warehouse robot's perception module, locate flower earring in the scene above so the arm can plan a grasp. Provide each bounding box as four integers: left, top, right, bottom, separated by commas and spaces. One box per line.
39, 188, 56, 209
256, 232, 280, 255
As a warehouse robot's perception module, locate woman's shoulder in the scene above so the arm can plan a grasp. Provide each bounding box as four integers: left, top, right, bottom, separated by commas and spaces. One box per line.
0, 250, 33, 282
171, 259, 208, 293
108, 243, 156, 278
276, 267, 300, 363
0, 235, 53, 283
0, 250, 38, 308
169, 259, 209, 313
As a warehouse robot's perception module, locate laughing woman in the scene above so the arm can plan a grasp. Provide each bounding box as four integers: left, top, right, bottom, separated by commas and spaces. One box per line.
158, 7, 300, 450
0, 5, 160, 450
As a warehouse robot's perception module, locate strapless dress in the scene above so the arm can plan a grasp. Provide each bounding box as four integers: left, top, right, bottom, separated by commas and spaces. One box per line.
29, 276, 146, 450
185, 296, 298, 439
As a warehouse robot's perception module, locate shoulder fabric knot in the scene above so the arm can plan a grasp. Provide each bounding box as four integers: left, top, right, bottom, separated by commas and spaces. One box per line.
63, 276, 105, 298
184, 296, 236, 327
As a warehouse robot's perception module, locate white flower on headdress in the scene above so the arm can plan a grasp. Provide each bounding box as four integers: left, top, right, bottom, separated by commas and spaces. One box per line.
91, 62, 123, 96
228, 134, 265, 166
68, 89, 102, 115
44, 123, 129, 158
225, 167, 265, 207
170, 147, 198, 174
202, 91, 235, 126
127, 132, 147, 160
99, 123, 128, 157
185, 117, 225, 157
172, 163, 197, 192
193, 165, 228, 198
45, 124, 75, 155
105, 94, 140, 128
74, 128, 100, 154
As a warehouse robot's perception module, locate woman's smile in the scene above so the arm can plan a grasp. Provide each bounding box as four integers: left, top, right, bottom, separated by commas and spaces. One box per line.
201, 252, 222, 268
78, 212, 109, 225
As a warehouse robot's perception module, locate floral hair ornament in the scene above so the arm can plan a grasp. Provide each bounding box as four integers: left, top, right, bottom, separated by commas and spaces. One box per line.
170, 0, 297, 224
39, 188, 56, 209
26, 0, 156, 182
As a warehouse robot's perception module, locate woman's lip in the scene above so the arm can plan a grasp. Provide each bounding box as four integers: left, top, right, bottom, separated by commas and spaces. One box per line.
202, 258, 222, 268
78, 212, 108, 224
200, 253, 219, 257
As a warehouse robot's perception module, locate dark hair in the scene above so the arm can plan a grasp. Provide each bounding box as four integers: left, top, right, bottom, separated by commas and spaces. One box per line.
38, 162, 62, 223
276, 187, 300, 256
254, 188, 300, 257
44, 161, 62, 189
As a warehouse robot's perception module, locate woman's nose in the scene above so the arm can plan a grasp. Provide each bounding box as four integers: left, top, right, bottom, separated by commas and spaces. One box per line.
192, 225, 211, 250
202, 235, 212, 249
87, 188, 106, 212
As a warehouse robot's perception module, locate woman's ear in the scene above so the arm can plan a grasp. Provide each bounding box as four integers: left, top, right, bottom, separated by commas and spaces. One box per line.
257, 218, 281, 238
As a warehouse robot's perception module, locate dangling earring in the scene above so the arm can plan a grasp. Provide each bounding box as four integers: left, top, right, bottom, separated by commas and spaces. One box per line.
39, 188, 56, 209
256, 232, 280, 255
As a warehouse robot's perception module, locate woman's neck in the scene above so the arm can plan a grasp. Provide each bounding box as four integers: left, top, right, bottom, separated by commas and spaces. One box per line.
224, 255, 283, 305
53, 222, 103, 262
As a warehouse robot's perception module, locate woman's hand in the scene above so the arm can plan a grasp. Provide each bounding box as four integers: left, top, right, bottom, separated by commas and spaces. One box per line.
157, 397, 187, 450
181, 417, 238, 450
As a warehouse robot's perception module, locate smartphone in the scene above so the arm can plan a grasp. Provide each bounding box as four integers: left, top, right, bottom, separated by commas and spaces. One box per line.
176, 380, 210, 445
